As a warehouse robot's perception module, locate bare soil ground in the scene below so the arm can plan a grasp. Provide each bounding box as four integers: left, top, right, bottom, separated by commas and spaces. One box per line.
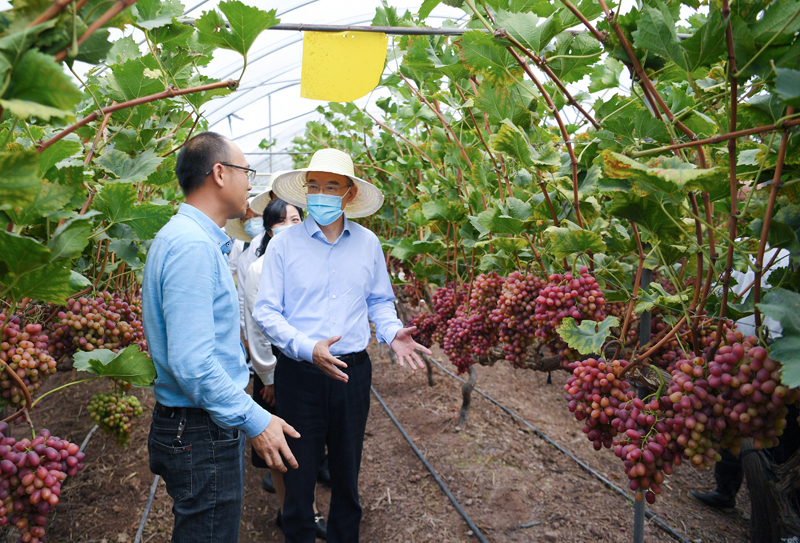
24, 340, 750, 543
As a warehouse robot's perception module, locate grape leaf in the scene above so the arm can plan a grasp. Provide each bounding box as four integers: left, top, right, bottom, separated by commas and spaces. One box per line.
557, 316, 619, 356
494, 10, 560, 55
546, 226, 606, 258
601, 151, 726, 197
632, 4, 687, 70
150, 22, 195, 47
96, 149, 164, 184
107, 56, 165, 102
1, 49, 84, 120
472, 206, 524, 235
490, 120, 531, 167
680, 9, 726, 71
418, 0, 441, 19
0, 231, 51, 276
4, 181, 76, 226
421, 200, 467, 223
132, 0, 184, 30
73, 345, 156, 386
106, 36, 142, 65
774, 68, 800, 107
74, 31, 114, 64
145, 155, 177, 186
92, 182, 173, 240
48, 215, 96, 261
607, 192, 685, 241
5, 261, 73, 303
196, 1, 278, 57
39, 139, 82, 176
757, 289, 800, 387
473, 80, 522, 123
0, 151, 42, 209
750, 1, 800, 46
457, 30, 520, 86
589, 57, 624, 93
390, 239, 444, 260
545, 32, 602, 83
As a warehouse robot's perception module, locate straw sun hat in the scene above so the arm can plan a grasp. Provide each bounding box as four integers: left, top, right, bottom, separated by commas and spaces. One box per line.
271, 149, 384, 219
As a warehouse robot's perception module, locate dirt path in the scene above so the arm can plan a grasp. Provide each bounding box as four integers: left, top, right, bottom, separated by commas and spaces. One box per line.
32, 341, 749, 542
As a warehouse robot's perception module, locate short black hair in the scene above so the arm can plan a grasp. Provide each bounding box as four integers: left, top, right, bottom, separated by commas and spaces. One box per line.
175, 132, 232, 195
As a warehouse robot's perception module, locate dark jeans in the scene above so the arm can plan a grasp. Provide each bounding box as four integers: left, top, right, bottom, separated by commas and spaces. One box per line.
148, 404, 246, 543
275, 351, 372, 543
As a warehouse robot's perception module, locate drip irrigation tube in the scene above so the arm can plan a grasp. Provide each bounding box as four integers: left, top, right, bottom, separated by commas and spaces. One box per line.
79, 424, 98, 454
134, 475, 160, 543
425, 357, 692, 543
370, 386, 490, 543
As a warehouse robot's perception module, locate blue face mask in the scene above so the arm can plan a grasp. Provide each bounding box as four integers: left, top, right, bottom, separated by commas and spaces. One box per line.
243, 219, 265, 239
306, 192, 347, 226
271, 224, 291, 236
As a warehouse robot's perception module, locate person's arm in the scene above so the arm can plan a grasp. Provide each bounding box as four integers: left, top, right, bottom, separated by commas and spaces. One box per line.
244, 259, 277, 384
162, 241, 270, 438
252, 240, 317, 363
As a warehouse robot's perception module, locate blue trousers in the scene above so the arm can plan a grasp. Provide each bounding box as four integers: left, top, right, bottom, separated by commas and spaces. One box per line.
147, 405, 246, 543
275, 352, 372, 543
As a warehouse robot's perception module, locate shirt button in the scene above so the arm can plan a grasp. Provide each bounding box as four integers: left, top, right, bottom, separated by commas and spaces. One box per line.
332, 270, 336, 273
332, 295, 336, 299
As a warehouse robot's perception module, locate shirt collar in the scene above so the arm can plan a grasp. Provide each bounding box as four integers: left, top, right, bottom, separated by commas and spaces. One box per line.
303, 215, 351, 243
178, 203, 234, 254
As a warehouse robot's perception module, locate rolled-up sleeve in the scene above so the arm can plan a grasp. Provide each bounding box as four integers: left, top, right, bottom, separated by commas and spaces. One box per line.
244, 258, 277, 384
366, 236, 403, 345
162, 242, 271, 438
253, 240, 317, 363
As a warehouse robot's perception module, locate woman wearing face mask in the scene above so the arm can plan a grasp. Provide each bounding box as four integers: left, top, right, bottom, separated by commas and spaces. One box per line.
242, 198, 328, 538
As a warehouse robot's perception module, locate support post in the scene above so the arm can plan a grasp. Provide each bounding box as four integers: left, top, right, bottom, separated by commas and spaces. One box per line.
456, 365, 478, 430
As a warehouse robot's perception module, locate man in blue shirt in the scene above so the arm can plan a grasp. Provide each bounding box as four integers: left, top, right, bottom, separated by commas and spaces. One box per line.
254, 148, 431, 543
143, 132, 299, 543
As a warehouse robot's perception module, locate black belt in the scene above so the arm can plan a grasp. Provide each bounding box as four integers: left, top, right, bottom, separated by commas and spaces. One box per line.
154, 402, 207, 419
335, 350, 369, 367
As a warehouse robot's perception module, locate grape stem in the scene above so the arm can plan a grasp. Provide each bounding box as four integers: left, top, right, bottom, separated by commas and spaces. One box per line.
30, 376, 104, 409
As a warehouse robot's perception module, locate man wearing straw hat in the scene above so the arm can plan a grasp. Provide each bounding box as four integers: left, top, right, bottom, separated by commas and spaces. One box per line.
254, 148, 432, 542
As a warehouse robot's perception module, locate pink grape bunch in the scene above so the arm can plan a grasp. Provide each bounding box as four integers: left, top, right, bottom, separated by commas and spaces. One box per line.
47, 292, 147, 358
565, 357, 634, 450
709, 332, 797, 454
0, 316, 58, 408
442, 272, 505, 373
87, 391, 144, 446
496, 272, 545, 366
429, 283, 467, 345
612, 396, 679, 505
410, 312, 437, 349
0, 424, 85, 542
534, 267, 606, 341
663, 357, 724, 471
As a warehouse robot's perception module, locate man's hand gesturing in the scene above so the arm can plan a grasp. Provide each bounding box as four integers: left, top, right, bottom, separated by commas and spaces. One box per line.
313, 335, 349, 383
390, 326, 432, 371
251, 415, 300, 473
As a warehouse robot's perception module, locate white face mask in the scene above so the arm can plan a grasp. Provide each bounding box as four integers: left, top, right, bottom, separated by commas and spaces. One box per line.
271, 224, 291, 236
243, 219, 265, 239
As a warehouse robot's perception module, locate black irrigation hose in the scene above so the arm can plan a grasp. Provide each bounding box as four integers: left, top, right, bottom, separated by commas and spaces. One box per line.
426, 357, 693, 543
370, 386, 490, 543
134, 475, 161, 543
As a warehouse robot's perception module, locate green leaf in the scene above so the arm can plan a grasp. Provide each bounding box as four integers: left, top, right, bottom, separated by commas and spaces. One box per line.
69, 270, 91, 292
107, 56, 165, 102
73, 345, 156, 386
757, 289, 800, 387
0, 231, 51, 276
181, 75, 233, 109
545, 31, 603, 83
96, 149, 164, 183
589, 57, 624, 93
750, 1, 800, 46
473, 81, 521, 124
418, 0, 441, 19
490, 120, 531, 167
390, 239, 443, 260
39, 139, 82, 176
145, 155, 177, 186
132, 0, 184, 30
92, 182, 173, 240
632, 4, 686, 70
150, 22, 195, 47
680, 9, 726, 71
0, 151, 42, 209
108, 239, 141, 267
5, 261, 73, 303
546, 226, 606, 258
421, 200, 467, 223
106, 35, 142, 65
2, 49, 83, 120
48, 215, 95, 261
607, 192, 685, 241
74, 31, 114, 64
457, 30, 520, 86
557, 316, 619, 355
4, 181, 76, 226
196, 1, 278, 57
473, 206, 524, 235
495, 10, 561, 55
774, 68, 800, 107
601, 151, 726, 197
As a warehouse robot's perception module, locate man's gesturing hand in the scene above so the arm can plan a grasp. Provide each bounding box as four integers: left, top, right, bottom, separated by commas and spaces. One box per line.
251, 414, 300, 473
313, 335, 349, 383
390, 326, 432, 371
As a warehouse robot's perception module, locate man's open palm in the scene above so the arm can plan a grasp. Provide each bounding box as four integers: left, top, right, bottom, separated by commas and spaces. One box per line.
390, 326, 432, 371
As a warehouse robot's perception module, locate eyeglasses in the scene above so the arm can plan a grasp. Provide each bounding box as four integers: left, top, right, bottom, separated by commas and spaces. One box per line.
304, 183, 354, 196
206, 162, 257, 183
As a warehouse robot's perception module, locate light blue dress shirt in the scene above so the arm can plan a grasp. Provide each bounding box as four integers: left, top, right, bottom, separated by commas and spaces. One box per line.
142, 204, 271, 438
253, 217, 403, 363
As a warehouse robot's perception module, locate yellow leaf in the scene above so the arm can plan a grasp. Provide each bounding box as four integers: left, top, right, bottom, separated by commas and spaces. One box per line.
301, 31, 387, 102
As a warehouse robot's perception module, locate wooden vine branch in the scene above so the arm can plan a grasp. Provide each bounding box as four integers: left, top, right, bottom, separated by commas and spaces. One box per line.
26, 0, 75, 28
557, 0, 606, 43
54, 0, 141, 62
498, 30, 601, 131
686, 193, 704, 352
505, 46, 584, 228
85, 107, 113, 165
37, 79, 238, 153
364, 111, 441, 173
754, 106, 794, 328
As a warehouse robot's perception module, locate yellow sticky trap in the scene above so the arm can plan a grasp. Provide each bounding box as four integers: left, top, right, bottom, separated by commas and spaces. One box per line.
301, 31, 388, 102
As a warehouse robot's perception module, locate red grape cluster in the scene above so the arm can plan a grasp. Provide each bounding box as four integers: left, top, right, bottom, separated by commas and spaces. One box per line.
496, 272, 545, 366
612, 396, 678, 505
429, 284, 467, 345
565, 358, 634, 450
442, 273, 505, 373
534, 268, 606, 340
709, 332, 796, 453
410, 312, 437, 349
0, 317, 58, 408
87, 391, 144, 446
0, 424, 85, 542
47, 292, 147, 358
